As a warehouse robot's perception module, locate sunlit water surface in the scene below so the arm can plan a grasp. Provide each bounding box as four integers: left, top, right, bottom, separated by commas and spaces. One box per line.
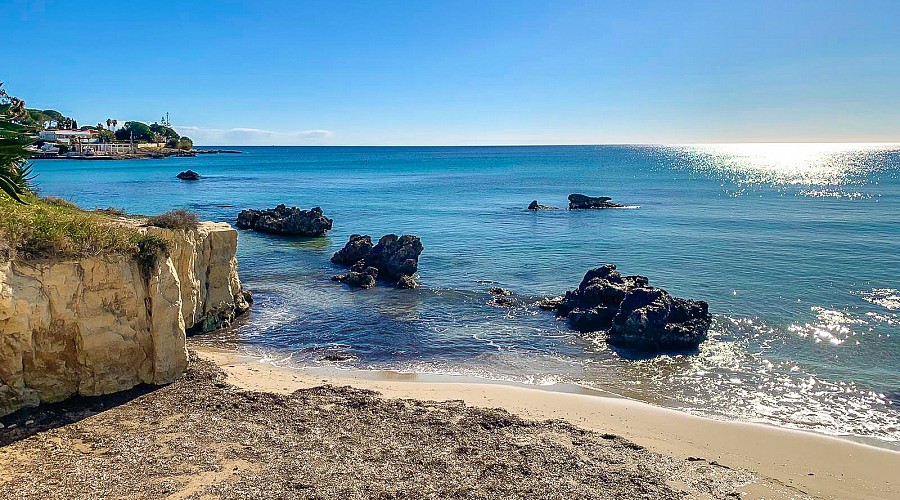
33, 144, 900, 446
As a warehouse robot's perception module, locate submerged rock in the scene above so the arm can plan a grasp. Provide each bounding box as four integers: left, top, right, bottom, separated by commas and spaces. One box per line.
535, 296, 564, 311
546, 264, 710, 352
488, 287, 512, 296
528, 200, 559, 210
567, 194, 625, 209
330, 233, 423, 289
236, 204, 333, 237
396, 275, 420, 289
176, 170, 201, 181
331, 268, 377, 289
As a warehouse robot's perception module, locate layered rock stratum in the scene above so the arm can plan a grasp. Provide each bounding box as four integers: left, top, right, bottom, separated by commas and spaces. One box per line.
0, 222, 249, 416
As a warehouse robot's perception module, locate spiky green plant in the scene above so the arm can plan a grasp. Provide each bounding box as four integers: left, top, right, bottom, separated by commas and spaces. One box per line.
0, 82, 36, 204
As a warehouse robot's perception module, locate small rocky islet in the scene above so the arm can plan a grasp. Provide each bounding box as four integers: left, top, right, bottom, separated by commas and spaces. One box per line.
331, 234, 424, 289
176, 169, 201, 180
527, 193, 626, 210
539, 264, 711, 352
236, 204, 333, 237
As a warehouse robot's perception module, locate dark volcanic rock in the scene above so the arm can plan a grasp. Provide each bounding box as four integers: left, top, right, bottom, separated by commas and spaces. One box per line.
176, 170, 201, 180
528, 200, 559, 210
331, 233, 423, 289
488, 287, 512, 296
609, 290, 710, 351
332, 235, 374, 265
236, 204, 333, 237
568, 194, 625, 209
547, 264, 710, 352
366, 234, 424, 281
331, 269, 377, 289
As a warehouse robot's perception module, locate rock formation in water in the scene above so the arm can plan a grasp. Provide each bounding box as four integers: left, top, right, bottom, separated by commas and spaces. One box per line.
332, 263, 378, 289
236, 204, 333, 237
331, 234, 423, 289
544, 264, 710, 352
330, 234, 373, 265
567, 194, 625, 209
0, 222, 250, 416
527, 200, 559, 210
396, 274, 420, 289
176, 170, 201, 180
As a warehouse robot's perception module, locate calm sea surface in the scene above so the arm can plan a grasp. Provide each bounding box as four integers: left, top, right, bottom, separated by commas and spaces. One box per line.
33, 145, 900, 445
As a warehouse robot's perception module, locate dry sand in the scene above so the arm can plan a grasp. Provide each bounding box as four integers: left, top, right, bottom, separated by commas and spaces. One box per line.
1, 352, 749, 499
197, 347, 900, 500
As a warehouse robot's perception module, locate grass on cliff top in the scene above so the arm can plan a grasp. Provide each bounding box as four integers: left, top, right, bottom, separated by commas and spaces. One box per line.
0, 195, 166, 264
147, 209, 200, 231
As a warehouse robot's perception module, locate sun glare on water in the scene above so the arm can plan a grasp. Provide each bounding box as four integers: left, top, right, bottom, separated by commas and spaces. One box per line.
677, 142, 899, 187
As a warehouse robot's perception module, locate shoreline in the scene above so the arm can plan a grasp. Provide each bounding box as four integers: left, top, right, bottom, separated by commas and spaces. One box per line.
196, 346, 900, 499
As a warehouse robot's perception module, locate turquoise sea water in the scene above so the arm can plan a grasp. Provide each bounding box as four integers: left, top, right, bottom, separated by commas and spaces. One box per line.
32, 144, 900, 445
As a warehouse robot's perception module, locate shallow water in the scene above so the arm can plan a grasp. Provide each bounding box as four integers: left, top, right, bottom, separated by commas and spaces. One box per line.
32, 144, 900, 445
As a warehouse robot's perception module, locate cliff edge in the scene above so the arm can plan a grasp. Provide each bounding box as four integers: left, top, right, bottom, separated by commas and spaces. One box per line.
0, 221, 249, 416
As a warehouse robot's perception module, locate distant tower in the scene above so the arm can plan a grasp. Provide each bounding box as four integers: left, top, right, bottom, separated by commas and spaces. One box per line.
166, 112, 170, 126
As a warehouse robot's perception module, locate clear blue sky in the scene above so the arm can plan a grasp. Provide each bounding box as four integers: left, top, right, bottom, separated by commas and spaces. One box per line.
4, 0, 899, 145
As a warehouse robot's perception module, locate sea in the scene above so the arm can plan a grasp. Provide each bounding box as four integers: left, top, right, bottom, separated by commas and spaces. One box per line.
32, 144, 900, 447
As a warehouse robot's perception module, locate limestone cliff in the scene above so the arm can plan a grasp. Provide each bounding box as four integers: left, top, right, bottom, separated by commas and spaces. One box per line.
0, 222, 249, 416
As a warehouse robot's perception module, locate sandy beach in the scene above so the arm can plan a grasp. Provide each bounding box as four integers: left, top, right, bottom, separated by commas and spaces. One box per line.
0, 351, 750, 499
0, 348, 897, 499
198, 347, 899, 499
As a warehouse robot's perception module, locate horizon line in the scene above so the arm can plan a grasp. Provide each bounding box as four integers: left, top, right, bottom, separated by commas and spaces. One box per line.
192, 141, 900, 147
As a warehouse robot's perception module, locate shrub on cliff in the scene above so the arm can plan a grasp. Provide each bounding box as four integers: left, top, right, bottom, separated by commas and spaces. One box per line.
147, 209, 200, 231
0, 196, 169, 267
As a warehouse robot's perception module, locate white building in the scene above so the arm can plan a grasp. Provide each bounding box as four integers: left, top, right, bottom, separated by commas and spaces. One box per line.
38, 130, 95, 144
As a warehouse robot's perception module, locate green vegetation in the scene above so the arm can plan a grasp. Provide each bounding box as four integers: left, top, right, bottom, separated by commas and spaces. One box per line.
0, 196, 170, 274
134, 234, 169, 279
0, 82, 35, 203
23, 108, 77, 131
147, 209, 200, 231
115, 121, 179, 144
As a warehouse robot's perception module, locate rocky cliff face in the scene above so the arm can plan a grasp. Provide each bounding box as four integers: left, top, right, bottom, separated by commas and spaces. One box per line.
0, 222, 249, 416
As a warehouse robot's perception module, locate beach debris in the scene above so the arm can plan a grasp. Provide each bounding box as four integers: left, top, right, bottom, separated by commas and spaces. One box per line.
236, 204, 333, 237
176, 170, 202, 180
545, 264, 711, 352
527, 200, 559, 210
331, 234, 423, 289
567, 193, 625, 209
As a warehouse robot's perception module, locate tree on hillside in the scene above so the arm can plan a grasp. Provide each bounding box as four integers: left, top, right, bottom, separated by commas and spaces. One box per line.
0, 83, 35, 203
177, 136, 193, 151
150, 122, 179, 140
115, 121, 154, 142
41, 109, 63, 128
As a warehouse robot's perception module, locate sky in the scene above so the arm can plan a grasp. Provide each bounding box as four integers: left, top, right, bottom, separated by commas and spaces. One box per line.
3, 0, 900, 145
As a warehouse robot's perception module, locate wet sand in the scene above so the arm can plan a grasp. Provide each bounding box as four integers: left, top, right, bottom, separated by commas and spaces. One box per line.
197, 347, 900, 499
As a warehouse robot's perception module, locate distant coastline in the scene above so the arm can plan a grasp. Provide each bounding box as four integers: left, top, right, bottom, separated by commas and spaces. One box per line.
35, 148, 243, 160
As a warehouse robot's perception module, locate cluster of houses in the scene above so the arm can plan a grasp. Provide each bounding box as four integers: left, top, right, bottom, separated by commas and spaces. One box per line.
33, 129, 137, 156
